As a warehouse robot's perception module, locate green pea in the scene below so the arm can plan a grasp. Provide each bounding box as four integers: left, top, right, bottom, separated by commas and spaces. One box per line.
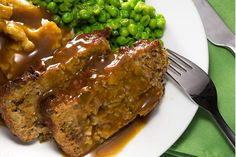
156, 14, 165, 19
109, 20, 120, 30
62, 12, 73, 23
93, 5, 102, 15
47, 2, 58, 13
119, 27, 129, 37
105, 22, 112, 29
120, 18, 129, 26
130, 0, 139, 6
150, 33, 156, 40
107, 19, 112, 23
141, 32, 149, 39
97, 0, 104, 5
120, 10, 129, 18
130, 10, 136, 19
85, 0, 95, 5
140, 15, 150, 26
134, 1, 145, 13
129, 0, 137, 9
39, 1, 47, 8
63, 1, 72, 8
135, 32, 142, 40
59, 20, 65, 27
79, 9, 91, 19
93, 23, 104, 30
59, 4, 70, 12
143, 5, 156, 17
145, 27, 151, 34
156, 17, 166, 29
128, 24, 138, 36
106, 5, 119, 17
127, 37, 135, 46
110, 0, 120, 7
121, 2, 131, 10
116, 17, 122, 22
134, 14, 142, 22
137, 24, 144, 32
112, 30, 119, 36
106, 12, 111, 20
116, 36, 127, 46
155, 29, 164, 38
129, 19, 135, 24
149, 18, 157, 29
32, 0, 40, 5
83, 26, 92, 33
52, 15, 61, 24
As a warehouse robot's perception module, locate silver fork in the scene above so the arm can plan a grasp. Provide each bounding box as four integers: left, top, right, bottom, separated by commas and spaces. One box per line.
166, 49, 235, 148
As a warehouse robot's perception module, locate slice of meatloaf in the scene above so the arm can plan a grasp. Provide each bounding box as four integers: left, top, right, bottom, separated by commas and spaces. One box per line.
0, 29, 111, 142
42, 40, 168, 157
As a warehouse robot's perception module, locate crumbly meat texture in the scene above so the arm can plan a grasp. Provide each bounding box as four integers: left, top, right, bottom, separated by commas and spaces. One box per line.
0, 29, 111, 142
42, 40, 168, 157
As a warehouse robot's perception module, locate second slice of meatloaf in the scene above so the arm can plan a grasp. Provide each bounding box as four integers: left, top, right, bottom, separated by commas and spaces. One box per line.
0, 29, 111, 142
42, 40, 168, 157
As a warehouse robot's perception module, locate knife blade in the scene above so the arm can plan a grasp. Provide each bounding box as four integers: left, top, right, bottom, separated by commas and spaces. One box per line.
193, 0, 235, 56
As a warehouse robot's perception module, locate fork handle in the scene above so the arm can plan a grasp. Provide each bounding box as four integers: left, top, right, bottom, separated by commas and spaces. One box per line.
211, 109, 235, 148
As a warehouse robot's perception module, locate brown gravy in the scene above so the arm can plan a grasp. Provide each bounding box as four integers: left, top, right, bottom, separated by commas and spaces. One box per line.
11, 6, 51, 28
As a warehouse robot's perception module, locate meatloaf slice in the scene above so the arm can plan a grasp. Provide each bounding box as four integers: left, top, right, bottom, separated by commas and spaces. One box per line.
0, 29, 111, 142
42, 40, 168, 157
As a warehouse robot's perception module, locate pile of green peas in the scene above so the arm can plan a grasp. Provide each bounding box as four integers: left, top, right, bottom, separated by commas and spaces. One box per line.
31, 0, 166, 49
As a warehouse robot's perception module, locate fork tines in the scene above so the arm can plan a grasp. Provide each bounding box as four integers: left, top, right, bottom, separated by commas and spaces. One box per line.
167, 49, 193, 77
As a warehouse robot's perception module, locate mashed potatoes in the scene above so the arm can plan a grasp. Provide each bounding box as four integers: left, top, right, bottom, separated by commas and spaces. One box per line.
0, 0, 70, 82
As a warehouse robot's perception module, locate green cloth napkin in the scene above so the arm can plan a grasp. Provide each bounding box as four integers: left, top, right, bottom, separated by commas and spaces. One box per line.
163, 0, 235, 157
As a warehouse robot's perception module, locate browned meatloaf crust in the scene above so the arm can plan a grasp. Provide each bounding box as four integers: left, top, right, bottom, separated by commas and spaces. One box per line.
0, 29, 111, 142
41, 40, 168, 157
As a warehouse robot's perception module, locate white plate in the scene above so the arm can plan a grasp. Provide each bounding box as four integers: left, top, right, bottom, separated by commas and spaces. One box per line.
0, 0, 208, 156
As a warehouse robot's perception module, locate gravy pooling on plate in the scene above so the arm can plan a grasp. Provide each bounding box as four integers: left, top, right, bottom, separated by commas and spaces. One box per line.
86, 116, 148, 157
